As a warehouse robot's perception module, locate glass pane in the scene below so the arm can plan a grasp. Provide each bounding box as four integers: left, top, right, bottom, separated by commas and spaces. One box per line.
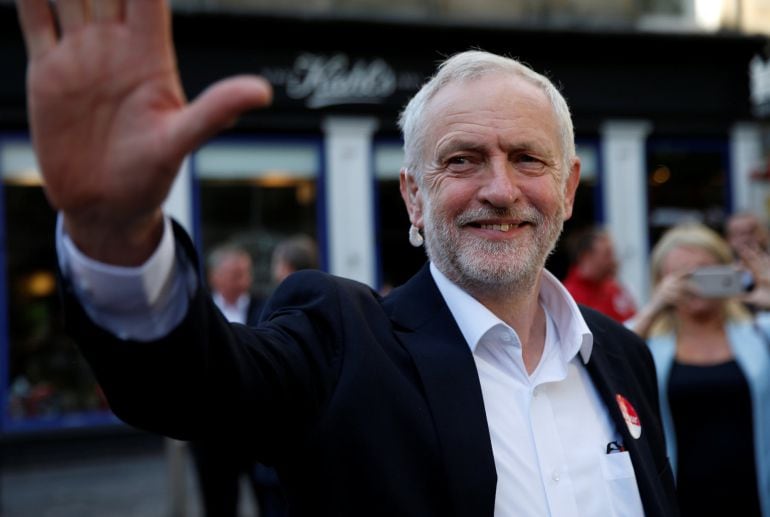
547, 142, 600, 281
196, 142, 318, 180
3, 184, 112, 431
373, 142, 427, 292
375, 178, 428, 292
196, 140, 321, 296
647, 139, 727, 246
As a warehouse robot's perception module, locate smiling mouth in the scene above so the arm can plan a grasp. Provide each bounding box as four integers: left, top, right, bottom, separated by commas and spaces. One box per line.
475, 222, 529, 232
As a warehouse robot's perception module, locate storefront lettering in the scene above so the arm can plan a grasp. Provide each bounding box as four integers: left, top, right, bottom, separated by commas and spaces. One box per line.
264, 53, 399, 108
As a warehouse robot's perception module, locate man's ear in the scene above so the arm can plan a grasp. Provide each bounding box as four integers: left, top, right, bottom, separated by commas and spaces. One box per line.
562, 157, 581, 221
400, 168, 423, 227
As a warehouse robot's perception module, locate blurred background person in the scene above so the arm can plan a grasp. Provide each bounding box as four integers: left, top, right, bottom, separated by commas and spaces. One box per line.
270, 234, 320, 285
208, 244, 265, 325
725, 211, 770, 302
630, 223, 770, 517
562, 226, 637, 322
190, 243, 272, 517
725, 211, 770, 258
238, 234, 319, 517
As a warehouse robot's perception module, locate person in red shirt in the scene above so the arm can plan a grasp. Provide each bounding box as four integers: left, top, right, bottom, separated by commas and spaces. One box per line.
563, 227, 637, 322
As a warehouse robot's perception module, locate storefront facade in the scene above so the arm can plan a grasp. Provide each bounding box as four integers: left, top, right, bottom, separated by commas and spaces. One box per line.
1, 6, 767, 435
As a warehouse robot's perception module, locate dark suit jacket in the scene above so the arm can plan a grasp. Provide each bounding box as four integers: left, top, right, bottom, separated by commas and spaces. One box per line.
246, 294, 266, 327
62, 226, 677, 516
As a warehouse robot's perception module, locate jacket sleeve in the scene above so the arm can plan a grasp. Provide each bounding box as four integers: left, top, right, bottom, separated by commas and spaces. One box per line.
60, 223, 347, 458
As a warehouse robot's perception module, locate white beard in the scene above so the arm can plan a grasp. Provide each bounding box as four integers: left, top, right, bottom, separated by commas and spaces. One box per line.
423, 202, 564, 295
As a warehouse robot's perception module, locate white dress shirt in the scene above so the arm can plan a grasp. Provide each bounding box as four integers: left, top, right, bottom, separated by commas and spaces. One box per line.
57, 214, 643, 516
431, 264, 643, 517
56, 215, 193, 341
212, 292, 251, 324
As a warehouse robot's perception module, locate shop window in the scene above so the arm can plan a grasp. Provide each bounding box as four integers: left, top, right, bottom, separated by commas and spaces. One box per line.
194, 138, 322, 297
547, 141, 601, 280
373, 141, 426, 292
1, 139, 116, 433
646, 137, 729, 246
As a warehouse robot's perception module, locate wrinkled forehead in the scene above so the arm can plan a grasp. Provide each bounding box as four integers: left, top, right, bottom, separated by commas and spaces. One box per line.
422, 74, 560, 149
426, 73, 552, 118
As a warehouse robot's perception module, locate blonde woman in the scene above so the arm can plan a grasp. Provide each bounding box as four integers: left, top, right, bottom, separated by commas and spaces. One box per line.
631, 222, 770, 517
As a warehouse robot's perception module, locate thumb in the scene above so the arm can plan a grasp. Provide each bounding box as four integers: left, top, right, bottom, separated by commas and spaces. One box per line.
170, 75, 273, 154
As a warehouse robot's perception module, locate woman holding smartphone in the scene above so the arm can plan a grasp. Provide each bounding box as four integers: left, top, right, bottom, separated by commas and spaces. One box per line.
630, 222, 770, 517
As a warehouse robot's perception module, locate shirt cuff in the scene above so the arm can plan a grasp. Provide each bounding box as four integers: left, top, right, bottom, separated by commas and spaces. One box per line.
56, 215, 176, 311
56, 214, 194, 341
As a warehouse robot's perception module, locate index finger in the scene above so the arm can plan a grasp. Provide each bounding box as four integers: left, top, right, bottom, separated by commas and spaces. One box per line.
16, 0, 58, 59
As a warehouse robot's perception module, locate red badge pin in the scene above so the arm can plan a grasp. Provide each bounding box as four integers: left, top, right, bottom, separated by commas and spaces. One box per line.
616, 394, 642, 439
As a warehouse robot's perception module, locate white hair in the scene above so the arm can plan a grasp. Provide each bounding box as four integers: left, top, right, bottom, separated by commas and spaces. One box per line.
397, 50, 575, 184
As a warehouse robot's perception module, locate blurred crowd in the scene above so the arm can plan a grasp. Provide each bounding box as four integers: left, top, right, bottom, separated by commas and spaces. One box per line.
562, 212, 770, 517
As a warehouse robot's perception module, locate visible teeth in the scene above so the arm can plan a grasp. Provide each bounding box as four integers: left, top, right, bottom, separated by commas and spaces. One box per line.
481, 224, 512, 231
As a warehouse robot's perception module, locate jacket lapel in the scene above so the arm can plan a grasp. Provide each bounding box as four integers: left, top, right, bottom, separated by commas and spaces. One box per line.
385, 265, 497, 517
584, 321, 671, 517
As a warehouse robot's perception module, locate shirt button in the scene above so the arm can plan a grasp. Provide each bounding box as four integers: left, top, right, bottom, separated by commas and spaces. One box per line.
501, 333, 512, 342
552, 470, 560, 482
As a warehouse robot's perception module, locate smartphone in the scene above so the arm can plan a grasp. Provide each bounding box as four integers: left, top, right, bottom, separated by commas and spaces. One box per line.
688, 266, 746, 298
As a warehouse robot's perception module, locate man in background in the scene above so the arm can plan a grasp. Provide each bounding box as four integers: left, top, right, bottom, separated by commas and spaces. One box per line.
725, 211, 770, 309
271, 234, 319, 286
726, 211, 770, 260
208, 244, 264, 325
245, 234, 319, 517
563, 226, 637, 323
191, 243, 282, 517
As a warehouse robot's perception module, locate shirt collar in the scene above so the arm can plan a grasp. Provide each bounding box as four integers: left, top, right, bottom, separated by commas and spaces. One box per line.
212, 292, 251, 313
429, 262, 593, 364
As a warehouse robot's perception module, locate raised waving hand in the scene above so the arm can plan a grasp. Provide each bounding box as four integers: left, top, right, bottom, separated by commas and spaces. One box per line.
16, 0, 272, 264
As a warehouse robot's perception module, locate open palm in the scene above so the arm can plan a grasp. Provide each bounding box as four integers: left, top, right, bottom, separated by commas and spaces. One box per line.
17, 0, 271, 262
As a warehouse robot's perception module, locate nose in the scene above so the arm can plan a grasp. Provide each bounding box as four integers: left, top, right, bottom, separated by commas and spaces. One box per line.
478, 158, 520, 208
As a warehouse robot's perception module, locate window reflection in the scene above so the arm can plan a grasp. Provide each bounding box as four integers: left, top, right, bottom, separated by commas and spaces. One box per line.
647, 138, 728, 245
4, 184, 109, 429
195, 139, 321, 295
199, 179, 318, 293
373, 142, 426, 292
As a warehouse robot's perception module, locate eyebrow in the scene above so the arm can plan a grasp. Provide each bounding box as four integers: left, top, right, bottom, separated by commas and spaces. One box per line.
434, 133, 558, 167
435, 139, 489, 157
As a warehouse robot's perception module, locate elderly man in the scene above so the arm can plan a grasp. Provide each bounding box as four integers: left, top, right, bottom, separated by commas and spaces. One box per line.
16, 1, 677, 515
190, 243, 288, 517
